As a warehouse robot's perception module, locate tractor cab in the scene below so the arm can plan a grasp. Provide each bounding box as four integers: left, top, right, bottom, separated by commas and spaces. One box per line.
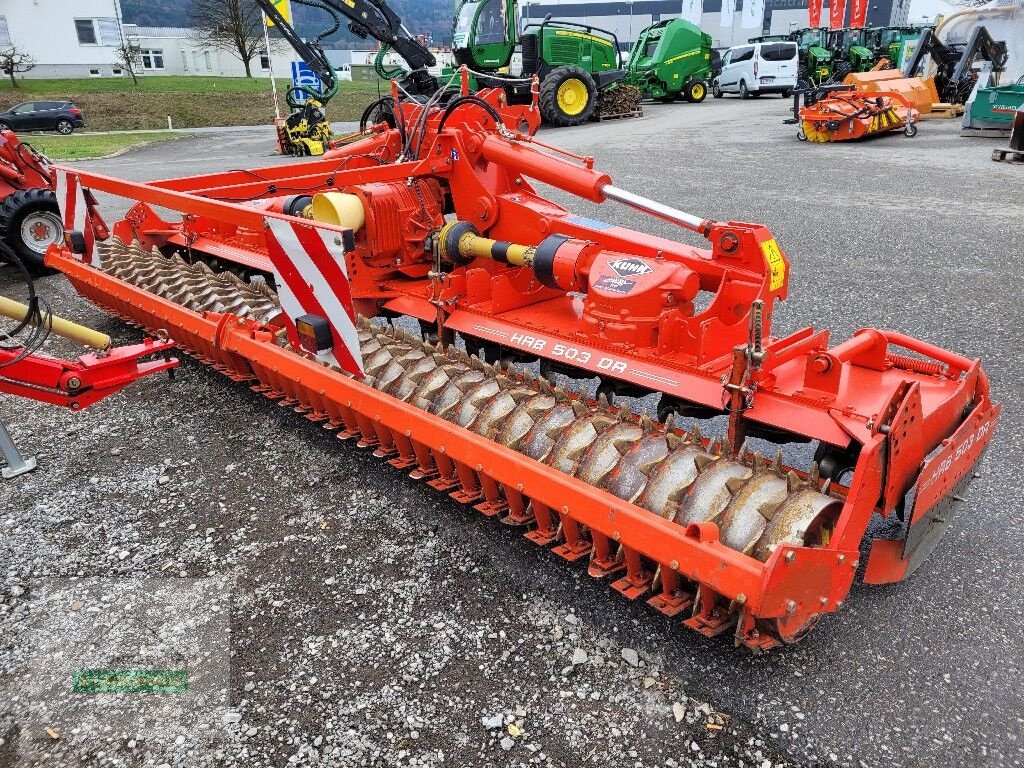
827, 28, 876, 75
452, 0, 516, 70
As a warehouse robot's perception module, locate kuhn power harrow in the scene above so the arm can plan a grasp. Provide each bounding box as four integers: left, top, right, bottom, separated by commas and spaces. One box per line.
44, 81, 998, 649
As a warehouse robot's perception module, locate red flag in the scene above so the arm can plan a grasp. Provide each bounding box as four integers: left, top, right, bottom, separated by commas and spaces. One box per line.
809, 0, 823, 27
829, 0, 846, 28
849, 0, 868, 27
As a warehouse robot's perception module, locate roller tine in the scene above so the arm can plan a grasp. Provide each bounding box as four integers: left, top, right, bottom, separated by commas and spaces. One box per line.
639, 414, 654, 433
787, 470, 803, 493
690, 424, 704, 445
821, 478, 833, 496
772, 449, 784, 475
553, 388, 569, 403
664, 412, 677, 432
571, 399, 589, 418
665, 432, 683, 450
810, 461, 821, 485
737, 443, 749, 463
597, 392, 611, 410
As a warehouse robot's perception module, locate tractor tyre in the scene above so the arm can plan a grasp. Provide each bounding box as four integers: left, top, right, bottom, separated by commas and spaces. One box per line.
684, 80, 708, 103
0, 188, 63, 272
539, 66, 597, 127
658, 94, 678, 104
832, 61, 852, 83
739, 80, 750, 99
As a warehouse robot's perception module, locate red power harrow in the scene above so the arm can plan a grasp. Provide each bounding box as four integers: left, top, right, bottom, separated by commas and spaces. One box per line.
43, 78, 998, 649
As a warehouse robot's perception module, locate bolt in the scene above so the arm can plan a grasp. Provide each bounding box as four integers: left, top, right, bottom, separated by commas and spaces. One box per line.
561, 505, 569, 514
669, 559, 679, 570
837, 554, 846, 564
785, 551, 795, 563
404, 429, 411, 437
735, 593, 746, 605
66, 377, 82, 390
516, 483, 524, 491
439, 446, 446, 454
786, 600, 797, 614
476, 464, 483, 472
819, 597, 829, 606
852, 559, 860, 568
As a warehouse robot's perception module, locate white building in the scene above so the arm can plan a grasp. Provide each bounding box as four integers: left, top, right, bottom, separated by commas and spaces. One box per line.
126, 27, 294, 79
0, 0, 293, 80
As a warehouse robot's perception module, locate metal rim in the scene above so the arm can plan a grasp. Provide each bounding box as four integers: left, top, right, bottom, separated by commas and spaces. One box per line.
56, 120, 73, 135
691, 82, 706, 100
556, 79, 589, 116
21, 210, 63, 255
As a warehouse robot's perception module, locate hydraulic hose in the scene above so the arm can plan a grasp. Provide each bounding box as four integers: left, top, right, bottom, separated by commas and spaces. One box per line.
437, 96, 504, 133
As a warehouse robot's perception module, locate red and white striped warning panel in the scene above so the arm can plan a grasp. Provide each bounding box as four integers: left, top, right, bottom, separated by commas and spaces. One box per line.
53, 168, 97, 266
264, 217, 363, 377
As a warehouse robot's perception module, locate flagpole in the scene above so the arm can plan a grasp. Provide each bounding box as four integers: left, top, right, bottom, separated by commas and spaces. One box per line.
263, 14, 282, 120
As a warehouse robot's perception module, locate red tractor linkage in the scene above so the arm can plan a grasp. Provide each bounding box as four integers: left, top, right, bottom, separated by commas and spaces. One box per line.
42, 79, 998, 649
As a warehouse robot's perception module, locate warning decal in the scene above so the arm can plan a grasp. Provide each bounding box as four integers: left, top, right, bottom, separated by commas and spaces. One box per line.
760, 239, 787, 292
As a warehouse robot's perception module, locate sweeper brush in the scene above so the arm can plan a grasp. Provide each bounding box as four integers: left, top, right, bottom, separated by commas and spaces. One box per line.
788, 84, 919, 142
44, 79, 998, 650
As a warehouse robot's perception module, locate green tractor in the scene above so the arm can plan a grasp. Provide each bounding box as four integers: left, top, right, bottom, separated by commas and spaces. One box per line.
826, 28, 877, 81
451, 0, 634, 126
791, 27, 833, 86
625, 19, 713, 103
862, 25, 931, 70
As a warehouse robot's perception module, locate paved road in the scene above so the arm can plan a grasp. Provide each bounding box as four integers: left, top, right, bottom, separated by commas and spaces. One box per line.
2, 97, 1022, 767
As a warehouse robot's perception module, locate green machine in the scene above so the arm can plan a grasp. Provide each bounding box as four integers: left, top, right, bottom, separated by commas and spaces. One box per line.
863, 25, 930, 69
791, 28, 833, 86
826, 28, 876, 80
966, 78, 1024, 134
626, 19, 713, 103
451, 0, 631, 126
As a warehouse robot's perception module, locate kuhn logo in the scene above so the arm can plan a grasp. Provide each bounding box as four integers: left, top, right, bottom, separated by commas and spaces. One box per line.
607, 257, 653, 277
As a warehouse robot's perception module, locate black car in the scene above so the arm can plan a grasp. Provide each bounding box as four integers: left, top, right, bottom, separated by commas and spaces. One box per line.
0, 101, 85, 135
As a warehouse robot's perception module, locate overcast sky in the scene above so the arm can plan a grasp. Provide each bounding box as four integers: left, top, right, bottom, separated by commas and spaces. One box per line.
907, 0, 959, 21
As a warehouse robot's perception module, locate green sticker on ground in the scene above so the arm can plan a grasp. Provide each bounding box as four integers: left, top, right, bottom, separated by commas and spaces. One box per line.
72, 669, 188, 694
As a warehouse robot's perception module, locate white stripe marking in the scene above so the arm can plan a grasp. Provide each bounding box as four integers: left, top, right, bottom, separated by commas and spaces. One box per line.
267, 218, 362, 374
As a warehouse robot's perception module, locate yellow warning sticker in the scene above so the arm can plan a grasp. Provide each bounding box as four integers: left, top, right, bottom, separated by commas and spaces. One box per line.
761, 239, 786, 292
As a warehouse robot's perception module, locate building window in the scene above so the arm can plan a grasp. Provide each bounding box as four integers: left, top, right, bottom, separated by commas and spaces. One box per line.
192, 50, 201, 70
0, 16, 10, 47
181, 50, 189, 71
75, 19, 98, 45
97, 18, 120, 45
204, 51, 212, 71
89, 68, 101, 77
260, 50, 270, 70
141, 49, 165, 70
112, 67, 123, 76
75, 18, 120, 46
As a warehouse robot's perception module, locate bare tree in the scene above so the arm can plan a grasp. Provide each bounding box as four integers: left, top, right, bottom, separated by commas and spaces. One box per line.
189, 0, 265, 77
0, 47, 36, 89
114, 42, 143, 86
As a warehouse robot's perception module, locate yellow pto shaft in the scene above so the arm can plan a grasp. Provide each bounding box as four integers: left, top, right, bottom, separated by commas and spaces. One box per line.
0, 295, 112, 350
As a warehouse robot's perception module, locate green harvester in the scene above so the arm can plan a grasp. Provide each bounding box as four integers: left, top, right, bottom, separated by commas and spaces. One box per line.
450, 0, 633, 126
625, 19, 714, 103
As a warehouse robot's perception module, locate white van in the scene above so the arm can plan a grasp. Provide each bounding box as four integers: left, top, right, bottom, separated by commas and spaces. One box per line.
713, 41, 798, 98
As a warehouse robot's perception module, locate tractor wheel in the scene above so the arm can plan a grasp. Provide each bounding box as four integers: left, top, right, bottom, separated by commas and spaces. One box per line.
658, 93, 678, 104
832, 61, 852, 83
739, 80, 750, 99
684, 80, 707, 103
539, 66, 597, 127
0, 188, 63, 272
712, 80, 723, 99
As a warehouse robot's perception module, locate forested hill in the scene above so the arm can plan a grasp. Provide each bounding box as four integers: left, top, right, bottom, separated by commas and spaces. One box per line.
119, 0, 455, 45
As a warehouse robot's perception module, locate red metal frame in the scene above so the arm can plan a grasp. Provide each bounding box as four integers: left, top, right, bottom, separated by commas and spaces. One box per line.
43, 78, 999, 649
0, 339, 177, 409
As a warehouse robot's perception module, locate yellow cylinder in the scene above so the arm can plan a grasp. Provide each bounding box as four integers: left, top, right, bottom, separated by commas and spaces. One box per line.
310, 192, 366, 232
0, 296, 111, 350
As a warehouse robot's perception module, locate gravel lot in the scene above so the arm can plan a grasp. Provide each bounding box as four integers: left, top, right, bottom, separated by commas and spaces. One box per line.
1, 97, 1021, 768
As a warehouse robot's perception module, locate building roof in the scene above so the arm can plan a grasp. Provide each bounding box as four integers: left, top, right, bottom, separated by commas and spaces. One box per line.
125, 26, 195, 39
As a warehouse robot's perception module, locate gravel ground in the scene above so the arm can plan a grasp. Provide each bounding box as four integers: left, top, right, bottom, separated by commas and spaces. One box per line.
1, 98, 1021, 768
